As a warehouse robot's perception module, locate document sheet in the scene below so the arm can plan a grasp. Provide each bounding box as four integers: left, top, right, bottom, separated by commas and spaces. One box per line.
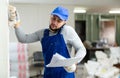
46, 53, 81, 67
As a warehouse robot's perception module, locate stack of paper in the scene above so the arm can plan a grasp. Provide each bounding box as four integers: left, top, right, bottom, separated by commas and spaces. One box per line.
46, 53, 81, 67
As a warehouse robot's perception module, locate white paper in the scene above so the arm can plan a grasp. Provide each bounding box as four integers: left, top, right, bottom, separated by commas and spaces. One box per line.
46, 53, 81, 67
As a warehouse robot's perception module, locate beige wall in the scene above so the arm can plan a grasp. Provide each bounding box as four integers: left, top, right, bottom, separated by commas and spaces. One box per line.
9, 3, 75, 57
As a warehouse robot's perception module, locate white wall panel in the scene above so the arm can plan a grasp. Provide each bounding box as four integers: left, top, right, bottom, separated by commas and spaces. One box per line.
0, 0, 9, 77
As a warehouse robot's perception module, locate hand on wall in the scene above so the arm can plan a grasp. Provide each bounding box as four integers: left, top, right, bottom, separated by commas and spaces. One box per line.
8, 5, 20, 28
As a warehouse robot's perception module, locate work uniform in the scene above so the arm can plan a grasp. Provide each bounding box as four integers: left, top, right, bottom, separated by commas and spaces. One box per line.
42, 28, 74, 78
15, 25, 86, 78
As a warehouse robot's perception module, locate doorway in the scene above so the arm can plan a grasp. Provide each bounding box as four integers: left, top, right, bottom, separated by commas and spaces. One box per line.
99, 19, 116, 46
75, 20, 86, 42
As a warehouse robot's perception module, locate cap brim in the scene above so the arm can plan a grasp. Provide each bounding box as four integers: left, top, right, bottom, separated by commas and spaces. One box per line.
51, 13, 65, 21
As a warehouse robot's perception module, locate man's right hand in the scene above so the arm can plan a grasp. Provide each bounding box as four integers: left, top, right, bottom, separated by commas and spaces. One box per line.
8, 5, 20, 28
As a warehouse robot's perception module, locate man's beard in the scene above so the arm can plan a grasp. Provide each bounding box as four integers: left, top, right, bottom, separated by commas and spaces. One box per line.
49, 25, 59, 32
49, 23, 66, 32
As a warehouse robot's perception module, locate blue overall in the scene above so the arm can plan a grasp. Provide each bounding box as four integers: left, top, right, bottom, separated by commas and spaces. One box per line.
41, 28, 75, 78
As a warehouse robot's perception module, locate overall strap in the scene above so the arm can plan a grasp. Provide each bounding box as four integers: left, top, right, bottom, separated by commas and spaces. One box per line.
43, 29, 49, 37
57, 25, 64, 34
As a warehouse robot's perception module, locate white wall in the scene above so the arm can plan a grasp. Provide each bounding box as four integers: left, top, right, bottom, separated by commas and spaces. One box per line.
9, 4, 75, 56
0, 0, 9, 77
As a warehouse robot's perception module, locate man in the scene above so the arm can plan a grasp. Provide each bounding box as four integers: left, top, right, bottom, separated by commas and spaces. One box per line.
13, 6, 86, 78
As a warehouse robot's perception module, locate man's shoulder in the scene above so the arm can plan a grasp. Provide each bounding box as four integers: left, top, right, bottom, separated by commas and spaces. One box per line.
62, 25, 75, 35
37, 27, 49, 32
63, 25, 74, 30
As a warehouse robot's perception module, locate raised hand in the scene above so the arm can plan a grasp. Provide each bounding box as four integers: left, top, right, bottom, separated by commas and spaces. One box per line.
8, 5, 20, 28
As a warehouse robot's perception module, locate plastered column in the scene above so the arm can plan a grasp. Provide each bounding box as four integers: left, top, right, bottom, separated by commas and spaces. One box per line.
0, 0, 9, 78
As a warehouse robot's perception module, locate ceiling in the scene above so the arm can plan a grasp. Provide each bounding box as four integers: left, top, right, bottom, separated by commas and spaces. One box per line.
9, 0, 120, 13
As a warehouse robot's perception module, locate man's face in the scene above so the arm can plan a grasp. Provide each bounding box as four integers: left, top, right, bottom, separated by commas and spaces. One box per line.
49, 15, 66, 31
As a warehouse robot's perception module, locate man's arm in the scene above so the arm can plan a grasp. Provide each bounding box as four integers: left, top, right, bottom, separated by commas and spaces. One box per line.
62, 26, 86, 73
15, 27, 43, 43
66, 26, 86, 63
9, 5, 43, 43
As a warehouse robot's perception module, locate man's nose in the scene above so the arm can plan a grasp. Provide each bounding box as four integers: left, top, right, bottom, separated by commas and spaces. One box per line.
53, 20, 58, 25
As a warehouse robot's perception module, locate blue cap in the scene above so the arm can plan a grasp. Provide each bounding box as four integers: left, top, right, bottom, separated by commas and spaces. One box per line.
51, 6, 69, 21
